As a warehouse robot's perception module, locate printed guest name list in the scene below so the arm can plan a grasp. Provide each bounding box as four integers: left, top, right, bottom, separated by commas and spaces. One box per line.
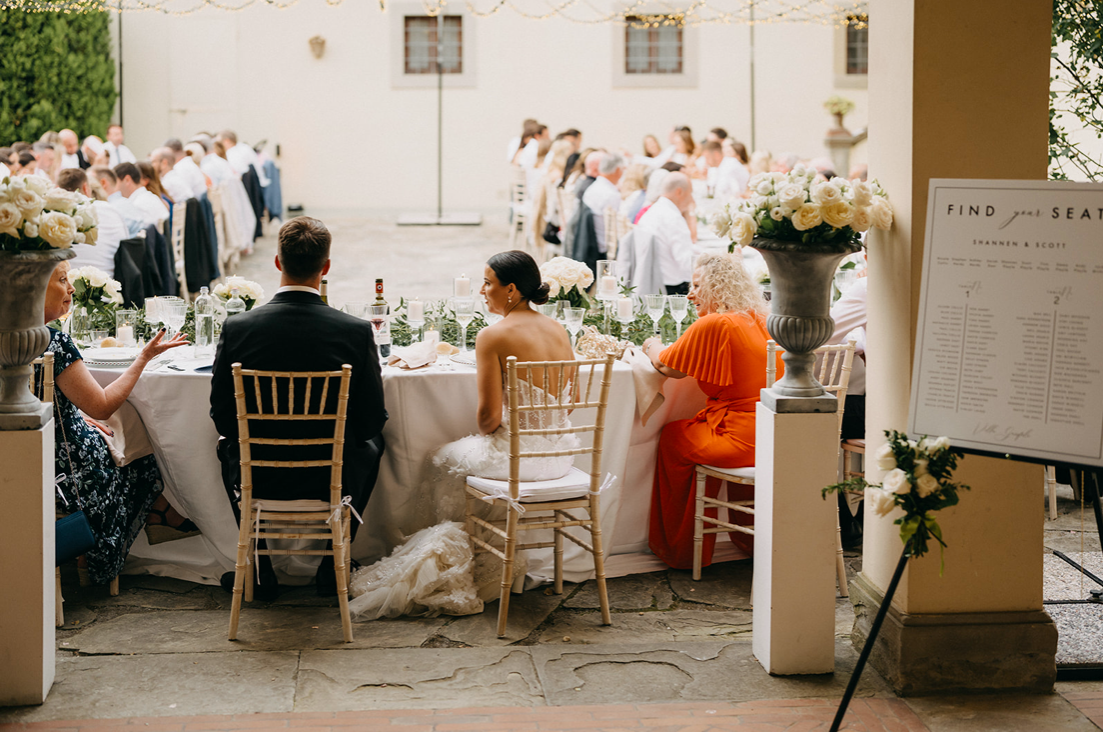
910, 180, 1103, 466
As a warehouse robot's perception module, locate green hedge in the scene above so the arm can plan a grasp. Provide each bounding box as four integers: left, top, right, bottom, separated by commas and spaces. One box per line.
0, 10, 117, 144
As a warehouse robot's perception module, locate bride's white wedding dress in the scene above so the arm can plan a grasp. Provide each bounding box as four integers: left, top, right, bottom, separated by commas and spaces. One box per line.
348, 381, 578, 620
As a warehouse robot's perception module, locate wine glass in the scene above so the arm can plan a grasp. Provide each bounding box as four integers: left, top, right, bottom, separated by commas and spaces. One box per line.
644, 294, 666, 337
162, 301, 187, 340
345, 302, 368, 319
453, 297, 476, 353
555, 300, 568, 324
564, 308, 585, 349
668, 295, 689, 340
537, 303, 557, 318
368, 305, 389, 359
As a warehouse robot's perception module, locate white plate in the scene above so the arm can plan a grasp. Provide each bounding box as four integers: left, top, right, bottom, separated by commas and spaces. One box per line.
82, 347, 140, 365
450, 352, 477, 366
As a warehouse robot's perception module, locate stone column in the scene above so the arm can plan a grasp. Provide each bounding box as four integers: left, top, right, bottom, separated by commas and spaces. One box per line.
0, 424, 55, 706
859, 0, 1056, 694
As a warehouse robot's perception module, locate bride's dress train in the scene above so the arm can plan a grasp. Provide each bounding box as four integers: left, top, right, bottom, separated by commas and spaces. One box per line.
348, 382, 578, 620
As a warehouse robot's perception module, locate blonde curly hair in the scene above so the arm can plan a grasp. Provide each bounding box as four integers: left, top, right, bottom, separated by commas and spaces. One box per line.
692, 252, 768, 318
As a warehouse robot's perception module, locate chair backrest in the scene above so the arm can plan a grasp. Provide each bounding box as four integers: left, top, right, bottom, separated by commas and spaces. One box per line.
510, 166, 527, 205
766, 338, 857, 436
170, 202, 189, 302
603, 206, 619, 259
231, 363, 352, 504
30, 353, 54, 404
505, 354, 616, 498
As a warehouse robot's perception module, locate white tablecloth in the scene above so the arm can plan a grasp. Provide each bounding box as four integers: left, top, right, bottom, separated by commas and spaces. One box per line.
89, 354, 708, 585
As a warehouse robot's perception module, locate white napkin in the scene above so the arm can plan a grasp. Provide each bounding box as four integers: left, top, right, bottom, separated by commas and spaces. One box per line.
622, 347, 666, 426
387, 340, 438, 370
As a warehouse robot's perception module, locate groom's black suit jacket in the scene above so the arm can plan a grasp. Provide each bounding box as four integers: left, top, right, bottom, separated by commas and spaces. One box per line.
210, 289, 387, 525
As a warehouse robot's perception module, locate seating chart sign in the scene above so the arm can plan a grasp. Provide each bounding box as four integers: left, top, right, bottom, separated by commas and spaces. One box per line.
910, 179, 1103, 467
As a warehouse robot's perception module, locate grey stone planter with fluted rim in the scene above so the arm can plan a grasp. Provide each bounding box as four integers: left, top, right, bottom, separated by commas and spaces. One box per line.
751, 236, 862, 399
0, 249, 75, 428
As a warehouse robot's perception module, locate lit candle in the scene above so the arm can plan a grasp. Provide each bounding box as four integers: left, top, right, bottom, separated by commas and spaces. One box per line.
116, 325, 135, 346
600, 275, 617, 297
408, 299, 424, 322
617, 297, 633, 320
455, 275, 471, 298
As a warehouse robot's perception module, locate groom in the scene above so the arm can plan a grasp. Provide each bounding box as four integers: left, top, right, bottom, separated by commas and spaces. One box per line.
209, 216, 387, 599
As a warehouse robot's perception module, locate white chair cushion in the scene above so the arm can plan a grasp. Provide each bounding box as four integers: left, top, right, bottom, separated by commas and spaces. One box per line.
466, 466, 593, 503
698, 465, 755, 481
251, 499, 331, 512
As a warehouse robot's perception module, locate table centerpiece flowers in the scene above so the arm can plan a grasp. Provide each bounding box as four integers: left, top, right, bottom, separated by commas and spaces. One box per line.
212, 276, 265, 311
710, 167, 893, 400
0, 175, 99, 422
540, 256, 593, 310
69, 265, 123, 335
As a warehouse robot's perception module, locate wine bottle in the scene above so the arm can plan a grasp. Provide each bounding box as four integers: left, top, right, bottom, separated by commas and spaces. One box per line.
373, 278, 386, 308
320, 278, 329, 305
372, 278, 390, 358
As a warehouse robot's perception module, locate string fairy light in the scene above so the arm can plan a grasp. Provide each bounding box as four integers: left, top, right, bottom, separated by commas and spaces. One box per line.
0, 0, 868, 27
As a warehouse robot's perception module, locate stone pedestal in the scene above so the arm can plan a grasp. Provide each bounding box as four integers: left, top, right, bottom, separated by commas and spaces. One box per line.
0, 422, 55, 706
752, 402, 838, 675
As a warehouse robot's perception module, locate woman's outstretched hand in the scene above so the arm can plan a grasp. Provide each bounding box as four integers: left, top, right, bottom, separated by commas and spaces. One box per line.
139, 329, 190, 365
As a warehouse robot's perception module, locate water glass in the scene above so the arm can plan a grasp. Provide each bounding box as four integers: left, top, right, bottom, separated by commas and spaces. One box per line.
564, 308, 585, 349
345, 302, 369, 319
537, 302, 558, 318
71, 305, 90, 345
668, 295, 689, 340
90, 330, 108, 346
115, 310, 138, 347
555, 300, 568, 323
644, 294, 666, 336
161, 301, 187, 339
453, 297, 476, 353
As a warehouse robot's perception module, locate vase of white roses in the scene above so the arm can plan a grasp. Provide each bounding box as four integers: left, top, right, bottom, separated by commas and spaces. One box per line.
712, 166, 893, 399
540, 256, 594, 310
212, 276, 265, 311
69, 265, 123, 339
0, 176, 98, 425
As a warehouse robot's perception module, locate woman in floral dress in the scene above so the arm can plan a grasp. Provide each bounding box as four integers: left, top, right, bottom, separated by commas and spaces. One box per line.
42, 261, 193, 585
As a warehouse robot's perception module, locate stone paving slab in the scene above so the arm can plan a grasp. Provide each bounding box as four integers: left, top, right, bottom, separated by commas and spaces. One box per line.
564, 573, 674, 610
66, 609, 448, 654
667, 561, 753, 609
906, 692, 1099, 732
294, 647, 545, 711
438, 588, 564, 646
530, 640, 890, 706
536, 608, 753, 645
0, 652, 298, 724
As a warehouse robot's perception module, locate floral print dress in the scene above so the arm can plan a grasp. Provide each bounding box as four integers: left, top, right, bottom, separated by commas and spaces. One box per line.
42, 329, 164, 585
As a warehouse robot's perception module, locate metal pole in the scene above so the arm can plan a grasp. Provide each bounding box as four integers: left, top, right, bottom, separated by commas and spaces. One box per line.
748, 1, 755, 152
436, 11, 444, 222
117, 9, 124, 129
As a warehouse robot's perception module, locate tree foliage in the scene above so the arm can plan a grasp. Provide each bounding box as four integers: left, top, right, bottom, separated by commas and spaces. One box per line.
0, 10, 117, 144
1050, 0, 1103, 180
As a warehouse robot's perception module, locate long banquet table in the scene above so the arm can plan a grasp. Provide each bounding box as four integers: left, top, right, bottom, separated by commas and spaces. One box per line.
88, 351, 708, 585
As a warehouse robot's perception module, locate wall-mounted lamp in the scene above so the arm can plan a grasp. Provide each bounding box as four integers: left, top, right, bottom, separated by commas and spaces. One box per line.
309, 35, 326, 59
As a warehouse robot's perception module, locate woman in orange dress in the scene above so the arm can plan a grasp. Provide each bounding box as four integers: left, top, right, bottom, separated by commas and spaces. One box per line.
642, 252, 777, 569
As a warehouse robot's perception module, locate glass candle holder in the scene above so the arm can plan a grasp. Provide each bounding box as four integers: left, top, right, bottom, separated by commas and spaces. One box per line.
115, 310, 138, 347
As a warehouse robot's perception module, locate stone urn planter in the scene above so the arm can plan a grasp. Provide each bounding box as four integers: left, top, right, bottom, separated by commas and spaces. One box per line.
751, 237, 862, 400
0, 249, 75, 428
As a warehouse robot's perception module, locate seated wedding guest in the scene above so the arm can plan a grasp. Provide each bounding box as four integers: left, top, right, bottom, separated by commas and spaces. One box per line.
702, 141, 749, 200
58, 129, 82, 170
582, 152, 625, 255
209, 217, 387, 599
574, 150, 603, 200
518, 124, 548, 171
194, 135, 235, 186
642, 134, 663, 159
151, 146, 193, 203
635, 173, 696, 295
849, 162, 868, 181
749, 150, 772, 176
218, 130, 269, 187
115, 162, 169, 227
137, 160, 174, 211
507, 118, 538, 164
707, 127, 728, 143
530, 139, 574, 249
15, 150, 37, 176
104, 124, 137, 167
556, 129, 583, 185
165, 138, 208, 199
82, 135, 106, 168
724, 138, 750, 165
619, 163, 650, 223
32, 142, 56, 181
632, 168, 669, 224
671, 129, 695, 166
772, 152, 800, 174
57, 168, 127, 277
92, 166, 145, 237
42, 261, 194, 586
643, 252, 776, 568
562, 146, 596, 190
0, 147, 10, 177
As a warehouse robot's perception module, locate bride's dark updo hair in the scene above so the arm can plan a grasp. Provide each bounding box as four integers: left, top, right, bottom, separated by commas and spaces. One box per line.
487, 250, 551, 305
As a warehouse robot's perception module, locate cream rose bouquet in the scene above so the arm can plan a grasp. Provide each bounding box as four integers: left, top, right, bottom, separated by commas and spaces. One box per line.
540, 256, 594, 310
0, 176, 98, 252
213, 276, 265, 311
711, 166, 893, 251
69, 265, 123, 333
824, 430, 970, 566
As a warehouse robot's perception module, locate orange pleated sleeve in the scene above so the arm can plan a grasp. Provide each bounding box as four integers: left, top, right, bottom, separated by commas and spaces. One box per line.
658, 313, 741, 387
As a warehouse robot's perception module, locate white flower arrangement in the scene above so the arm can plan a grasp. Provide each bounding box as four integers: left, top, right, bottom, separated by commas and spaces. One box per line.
825, 430, 969, 564
0, 176, 99, 252
70, 265, 123, 306
540, 256, 594, 309
711, 167, 893, 250
212, 276, 265, 310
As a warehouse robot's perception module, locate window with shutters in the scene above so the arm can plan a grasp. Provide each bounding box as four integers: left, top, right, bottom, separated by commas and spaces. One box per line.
404, 15, 462, 74
624, 17, 683, 75
846, 14, 868, 75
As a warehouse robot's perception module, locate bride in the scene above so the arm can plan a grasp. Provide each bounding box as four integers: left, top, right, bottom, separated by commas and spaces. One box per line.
349, 250, 578, 619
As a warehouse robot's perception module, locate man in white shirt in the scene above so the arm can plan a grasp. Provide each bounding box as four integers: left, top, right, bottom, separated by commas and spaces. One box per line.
58, 130, 82, 170
164, 139, 208, 199
192, 136, 236, 187
32, 143, 55, 181
218, 130, 269, 187
115, 162, 168, 227
582, 152, 625, 255
635, 172, 696, 295
92, 166, 146, 237
152, 147, 194, 203
104, 124, 137, 167
826, 272, 867, 438
701, 141, 749, 201
57, 168, 126, 278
